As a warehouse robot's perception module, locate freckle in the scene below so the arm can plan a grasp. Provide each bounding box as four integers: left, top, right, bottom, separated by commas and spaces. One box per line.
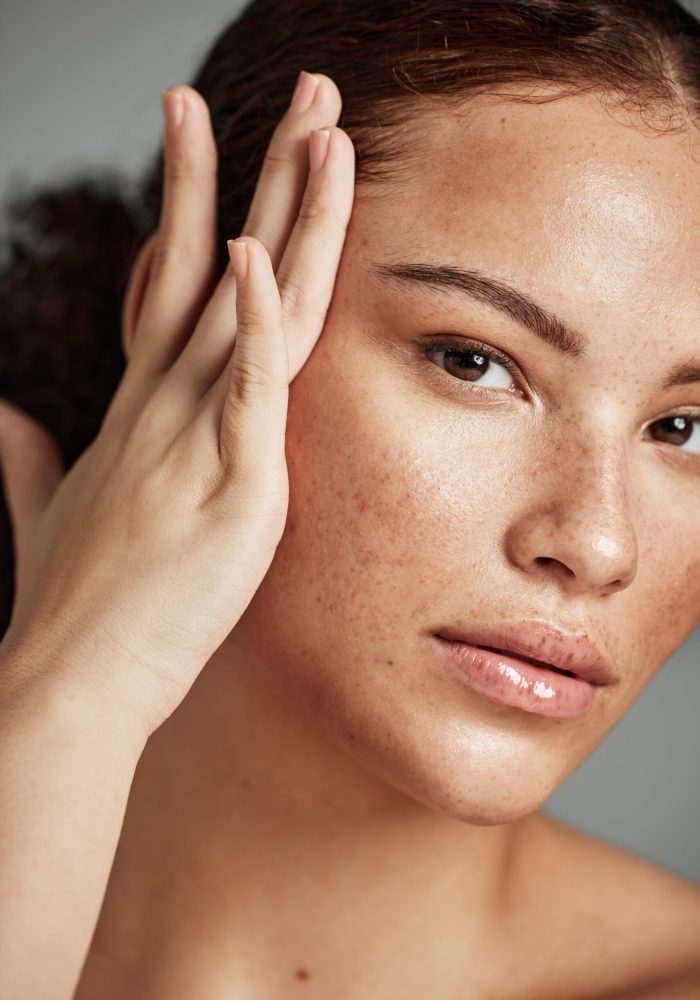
386, 658, 394, 666
295, 968, 311, 981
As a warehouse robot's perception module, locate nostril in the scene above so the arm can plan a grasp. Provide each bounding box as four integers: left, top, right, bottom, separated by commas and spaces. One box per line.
535, 557, 575, 578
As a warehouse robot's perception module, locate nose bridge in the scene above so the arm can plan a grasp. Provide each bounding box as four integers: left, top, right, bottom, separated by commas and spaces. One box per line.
506, 418, 639, 594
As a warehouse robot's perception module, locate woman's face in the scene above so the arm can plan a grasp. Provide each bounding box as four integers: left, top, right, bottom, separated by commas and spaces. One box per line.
233, 90, 700, 824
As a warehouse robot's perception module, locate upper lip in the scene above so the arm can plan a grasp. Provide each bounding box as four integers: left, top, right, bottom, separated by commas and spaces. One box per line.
436, 620, 617, 686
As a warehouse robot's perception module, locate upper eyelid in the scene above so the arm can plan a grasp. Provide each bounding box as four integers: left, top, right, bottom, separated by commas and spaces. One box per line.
419, 335, 515, 364
418, 335, 525, 384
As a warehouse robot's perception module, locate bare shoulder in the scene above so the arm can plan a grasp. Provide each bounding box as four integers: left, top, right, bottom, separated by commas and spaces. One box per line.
505, 812, 700, 999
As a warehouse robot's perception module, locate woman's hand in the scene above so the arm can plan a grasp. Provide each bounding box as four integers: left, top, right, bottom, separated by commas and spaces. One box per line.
0, 73, 355, 737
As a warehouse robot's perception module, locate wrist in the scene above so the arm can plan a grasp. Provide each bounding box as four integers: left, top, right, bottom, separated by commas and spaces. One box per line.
0, 636, 151, 762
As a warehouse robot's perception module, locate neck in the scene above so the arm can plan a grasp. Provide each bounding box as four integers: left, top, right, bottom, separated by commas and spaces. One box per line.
83, 630, 528, 996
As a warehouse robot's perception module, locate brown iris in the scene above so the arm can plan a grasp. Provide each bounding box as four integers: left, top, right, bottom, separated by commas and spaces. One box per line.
443, 349, 489, 382
649, 416, 694, 447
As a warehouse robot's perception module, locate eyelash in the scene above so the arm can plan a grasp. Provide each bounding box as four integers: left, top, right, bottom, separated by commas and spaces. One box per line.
416, 334, 700, 454
416, 335, 524, 397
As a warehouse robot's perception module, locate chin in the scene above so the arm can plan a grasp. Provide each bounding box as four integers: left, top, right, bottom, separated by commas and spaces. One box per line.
323, 702, 566, 827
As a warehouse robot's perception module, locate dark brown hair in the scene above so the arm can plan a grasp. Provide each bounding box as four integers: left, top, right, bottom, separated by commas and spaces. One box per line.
1, 0, 699, 633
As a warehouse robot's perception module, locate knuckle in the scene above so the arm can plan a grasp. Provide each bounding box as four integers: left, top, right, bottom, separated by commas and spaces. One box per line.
296, 193, 327, 229
164, 151, 197, 185
279, 277, 327, 328
230, 356, 275, 403
235, 296, 265, 332
150, 238, 184, 277
261, 140, 292, 177
278, 274, 307, 321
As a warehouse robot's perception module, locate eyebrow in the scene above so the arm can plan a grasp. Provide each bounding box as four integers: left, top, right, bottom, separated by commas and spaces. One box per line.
372, 261, 700, 391
373, 260, 587, 358
664, 358, 700, 389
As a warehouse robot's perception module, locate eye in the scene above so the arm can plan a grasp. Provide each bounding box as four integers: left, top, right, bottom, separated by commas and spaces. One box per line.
417, 336, 522, 396
646, 414, 700, 455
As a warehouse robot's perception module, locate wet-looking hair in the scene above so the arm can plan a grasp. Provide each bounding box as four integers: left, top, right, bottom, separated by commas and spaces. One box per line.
1, 0, 699, 633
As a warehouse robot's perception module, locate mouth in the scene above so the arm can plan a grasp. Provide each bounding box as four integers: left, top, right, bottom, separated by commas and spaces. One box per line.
476, 645, 578, 678
434, 620, 616, 688
432, 635, 602, 718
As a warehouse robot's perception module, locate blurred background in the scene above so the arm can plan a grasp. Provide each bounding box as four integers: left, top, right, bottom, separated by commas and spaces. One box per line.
0, 0, 699, 883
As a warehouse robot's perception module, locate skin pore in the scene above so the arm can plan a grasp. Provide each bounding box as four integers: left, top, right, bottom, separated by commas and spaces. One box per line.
77, 91, 700, 999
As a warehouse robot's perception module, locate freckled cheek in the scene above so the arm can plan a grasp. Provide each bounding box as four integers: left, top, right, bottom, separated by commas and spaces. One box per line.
279, 385, 425, 636
276, 355, 513, 640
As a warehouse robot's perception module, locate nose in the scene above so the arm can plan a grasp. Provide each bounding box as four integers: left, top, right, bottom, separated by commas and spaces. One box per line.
504, 433, 639, 597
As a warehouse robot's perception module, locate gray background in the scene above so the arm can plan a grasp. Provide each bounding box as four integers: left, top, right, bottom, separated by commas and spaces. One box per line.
1, 0, 699, 883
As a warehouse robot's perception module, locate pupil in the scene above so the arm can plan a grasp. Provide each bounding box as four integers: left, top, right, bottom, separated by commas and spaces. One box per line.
445, 350, 488, 383
650, 416, 692, 447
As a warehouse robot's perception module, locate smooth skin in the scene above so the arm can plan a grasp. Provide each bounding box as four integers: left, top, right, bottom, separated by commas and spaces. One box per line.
80, 88, 700, 1000
0, 72, 354, 999
84, 86, 700, 999
1, 74, 700, 1000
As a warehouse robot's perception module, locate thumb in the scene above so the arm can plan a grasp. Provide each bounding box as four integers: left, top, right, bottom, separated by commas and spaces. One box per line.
0, 397, 65, 572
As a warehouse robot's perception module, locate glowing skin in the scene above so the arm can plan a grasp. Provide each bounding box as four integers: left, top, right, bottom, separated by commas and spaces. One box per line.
78, 91, 700, 998
236, 89, 700, 822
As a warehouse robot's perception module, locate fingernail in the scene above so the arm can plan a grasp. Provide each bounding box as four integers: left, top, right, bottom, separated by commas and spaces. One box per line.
161, 88, 185, 133
309, 129, 331, 173
289, 70, 319, 114
227, 238, 249, 283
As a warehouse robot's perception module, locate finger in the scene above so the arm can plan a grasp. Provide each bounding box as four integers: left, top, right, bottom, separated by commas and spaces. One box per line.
241, 72, 342, 268
203, 237, 289, 480
167, 249, 241, 402
274, 126, 356, 379
120, 232, 158, 362
129, 85, 219, 380
0, 398, 65, 585
164, 72, 342, 404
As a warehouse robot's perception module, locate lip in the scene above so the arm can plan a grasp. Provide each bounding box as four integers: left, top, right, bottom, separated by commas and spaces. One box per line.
432, 620, 616, 719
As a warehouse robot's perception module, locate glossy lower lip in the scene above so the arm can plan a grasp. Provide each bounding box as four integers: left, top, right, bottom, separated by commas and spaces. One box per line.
433, 637, 597, 718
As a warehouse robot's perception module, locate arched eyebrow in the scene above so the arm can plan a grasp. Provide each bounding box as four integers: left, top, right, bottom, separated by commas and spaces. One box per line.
663, 357, 700, 389
372, 260, 587, 357
372, 261, 700, 390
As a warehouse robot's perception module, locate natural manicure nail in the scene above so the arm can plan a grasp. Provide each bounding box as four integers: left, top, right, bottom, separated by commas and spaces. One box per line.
289, 70, 319, 114
161, 88, 185, 133
309, 129, 331, 173
227, 239, 249, 282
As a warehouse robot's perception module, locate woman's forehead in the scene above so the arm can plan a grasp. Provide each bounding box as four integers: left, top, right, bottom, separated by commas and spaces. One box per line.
363, 92, 700, 242
349, 92, 700, 346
